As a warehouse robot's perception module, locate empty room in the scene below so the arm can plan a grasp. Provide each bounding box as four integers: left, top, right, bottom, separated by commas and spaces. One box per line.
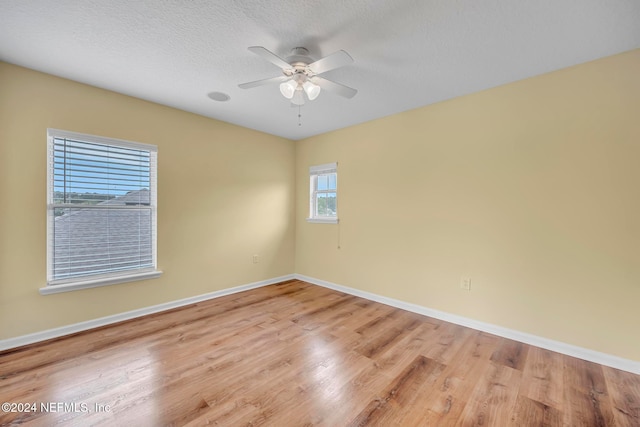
1, 1, 639, 425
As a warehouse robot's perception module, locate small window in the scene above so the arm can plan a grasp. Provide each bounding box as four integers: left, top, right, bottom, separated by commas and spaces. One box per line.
308, 162, 338, 224
43, 129, 161, 294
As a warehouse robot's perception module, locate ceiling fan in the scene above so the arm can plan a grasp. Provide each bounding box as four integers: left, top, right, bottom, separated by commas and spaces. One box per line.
238, 46, 357, 105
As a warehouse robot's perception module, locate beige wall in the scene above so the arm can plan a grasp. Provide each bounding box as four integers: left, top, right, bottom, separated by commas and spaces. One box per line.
295, 49, 640, 361
0, 62, 296, 339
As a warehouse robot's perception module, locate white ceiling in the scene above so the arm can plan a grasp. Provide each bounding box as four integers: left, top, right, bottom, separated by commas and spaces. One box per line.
1, 1, 639, 140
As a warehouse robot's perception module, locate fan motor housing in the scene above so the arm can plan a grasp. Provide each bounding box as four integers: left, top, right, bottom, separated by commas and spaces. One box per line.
285, 47, 314, 68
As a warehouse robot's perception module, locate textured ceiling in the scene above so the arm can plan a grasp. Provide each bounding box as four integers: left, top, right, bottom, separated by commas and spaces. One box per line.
1, 0, 639, 140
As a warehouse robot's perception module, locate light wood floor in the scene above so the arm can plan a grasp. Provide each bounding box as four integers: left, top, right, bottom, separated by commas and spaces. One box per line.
1, 280, 638, 426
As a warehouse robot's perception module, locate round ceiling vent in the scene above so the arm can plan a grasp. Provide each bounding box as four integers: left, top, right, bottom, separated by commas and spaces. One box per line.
207, 91, 230, 102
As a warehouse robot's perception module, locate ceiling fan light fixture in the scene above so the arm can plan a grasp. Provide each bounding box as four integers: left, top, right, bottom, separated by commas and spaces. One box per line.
291, 88, 305, 106
279, 79, 296, 99
302, 81, 321, 100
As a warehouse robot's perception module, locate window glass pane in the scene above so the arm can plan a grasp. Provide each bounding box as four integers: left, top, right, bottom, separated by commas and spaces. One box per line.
328, 173, 336, 190
316, 193, 327, 216
317, 174, 328, 191
316, 193, 337, 217
326, 192, 336, 215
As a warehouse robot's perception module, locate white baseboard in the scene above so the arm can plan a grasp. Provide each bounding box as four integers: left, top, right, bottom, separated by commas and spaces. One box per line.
0, 274, 295, 352
295, 274, 640, 375
3, 272, 638, 375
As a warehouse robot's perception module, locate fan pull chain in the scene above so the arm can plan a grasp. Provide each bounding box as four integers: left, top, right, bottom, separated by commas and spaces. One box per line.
298, 105, 302, 126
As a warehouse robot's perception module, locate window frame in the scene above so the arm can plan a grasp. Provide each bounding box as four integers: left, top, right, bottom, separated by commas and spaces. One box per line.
307, 162, 338, 224
41, 129, 161, 295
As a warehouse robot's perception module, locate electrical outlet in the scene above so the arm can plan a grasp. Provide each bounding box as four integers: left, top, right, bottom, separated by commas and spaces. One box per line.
460, 277, 471, 291
252, 254, 259, 264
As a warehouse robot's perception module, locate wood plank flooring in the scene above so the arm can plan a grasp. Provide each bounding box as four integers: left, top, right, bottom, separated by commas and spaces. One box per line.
0, 280, 638, 426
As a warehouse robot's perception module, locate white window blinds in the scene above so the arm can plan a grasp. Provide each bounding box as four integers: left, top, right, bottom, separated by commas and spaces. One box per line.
46, 129, 158, 286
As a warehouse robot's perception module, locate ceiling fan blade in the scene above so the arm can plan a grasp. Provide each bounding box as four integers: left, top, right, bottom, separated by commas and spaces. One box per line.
248, 46, 292, 70
307, 50, 353, 75
238, 75, 289, 89
310, 76, 358, 99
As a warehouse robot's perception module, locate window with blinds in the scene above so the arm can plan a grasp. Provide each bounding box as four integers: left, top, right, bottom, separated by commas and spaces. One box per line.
308, 162, 338, 224
46, 129, 159, 291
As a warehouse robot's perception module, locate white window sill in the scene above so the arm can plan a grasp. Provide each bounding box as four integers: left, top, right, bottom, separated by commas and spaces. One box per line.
306, 217, 339, 224
40, 270, 162, 295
